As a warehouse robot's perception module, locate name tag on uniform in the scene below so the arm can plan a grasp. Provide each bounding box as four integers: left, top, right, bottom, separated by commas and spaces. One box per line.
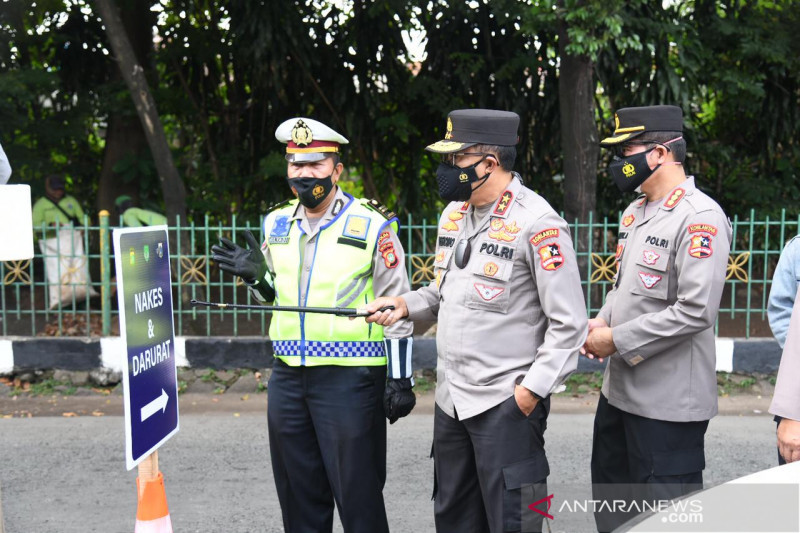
269, 216, 291, 244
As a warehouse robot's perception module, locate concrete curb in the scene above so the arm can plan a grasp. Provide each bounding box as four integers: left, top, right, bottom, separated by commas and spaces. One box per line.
0, 336, 784, 375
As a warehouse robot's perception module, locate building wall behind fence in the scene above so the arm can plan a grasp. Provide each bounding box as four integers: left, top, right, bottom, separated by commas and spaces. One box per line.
2, 210, 798, 339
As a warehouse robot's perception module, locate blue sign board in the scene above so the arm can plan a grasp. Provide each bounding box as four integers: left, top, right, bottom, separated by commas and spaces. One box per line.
113, 226, 179, 470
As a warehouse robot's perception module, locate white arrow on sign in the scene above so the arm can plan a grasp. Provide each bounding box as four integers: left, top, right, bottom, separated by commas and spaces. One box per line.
140, 388, 169, 422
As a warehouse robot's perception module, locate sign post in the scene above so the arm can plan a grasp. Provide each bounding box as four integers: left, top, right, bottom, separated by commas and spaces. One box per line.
113, 226, 177, 531
113, 226, 179, 469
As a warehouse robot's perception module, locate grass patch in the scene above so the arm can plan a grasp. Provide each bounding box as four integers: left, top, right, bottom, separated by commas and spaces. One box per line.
414, 375, 435, 394
559, 372, 604, 395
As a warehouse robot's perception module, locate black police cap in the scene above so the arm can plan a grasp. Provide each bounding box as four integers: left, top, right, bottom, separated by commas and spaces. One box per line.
426, 109, 520, 154
600, 105, 683, 146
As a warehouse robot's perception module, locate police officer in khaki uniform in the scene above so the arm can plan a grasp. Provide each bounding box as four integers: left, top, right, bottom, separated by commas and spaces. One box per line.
212, 118, 415, 533
769, 285, 800, 465
583, 105, 732, 532
367, 109, 588, 533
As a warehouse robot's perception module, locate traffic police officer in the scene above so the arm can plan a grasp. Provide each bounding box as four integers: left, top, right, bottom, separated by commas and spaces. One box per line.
367, 109, 588, 533
770, 285, 800, 465
211, 117, 415, 533
583, 105, 732, 532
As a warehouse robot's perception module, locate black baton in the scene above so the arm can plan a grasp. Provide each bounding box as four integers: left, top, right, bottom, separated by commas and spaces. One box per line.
190, 299, 394, 318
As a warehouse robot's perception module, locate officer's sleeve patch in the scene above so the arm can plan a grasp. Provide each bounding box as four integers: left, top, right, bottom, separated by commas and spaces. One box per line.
530, 228, 559, 247
378, 232, 399, 269
537, 242, 565, 271
688, 233, 713, 258
687, 223, 718, 236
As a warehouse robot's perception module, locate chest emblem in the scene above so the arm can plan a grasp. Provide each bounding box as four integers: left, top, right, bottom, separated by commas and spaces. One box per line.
642, 250, 660, 265
441, 211, 464, 232
474, 283, 504, 301
343, 215, 370, 240
638, 271, 662, 289
688, 234, 713, 259
269, 216, 292, 244
483, 262, 499, 277
488, 218, 521, 242
622, 214, 635, 227
538, 243, 565, 271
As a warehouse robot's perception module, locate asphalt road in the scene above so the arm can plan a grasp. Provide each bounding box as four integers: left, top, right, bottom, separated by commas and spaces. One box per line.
0, 394, 780, 533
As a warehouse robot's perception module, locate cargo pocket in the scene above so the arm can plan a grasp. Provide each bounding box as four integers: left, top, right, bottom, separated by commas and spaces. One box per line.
630, 247, 671, 300
649, 448, 705, 497
502, 451, 550, 532
465, 252, 514, 314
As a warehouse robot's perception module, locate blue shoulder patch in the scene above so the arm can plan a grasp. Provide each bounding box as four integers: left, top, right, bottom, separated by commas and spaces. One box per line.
268, 215, 292, 244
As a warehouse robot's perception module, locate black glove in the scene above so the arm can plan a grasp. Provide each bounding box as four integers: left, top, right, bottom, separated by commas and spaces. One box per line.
383, 378, 416, 424
211, 230, 267, 284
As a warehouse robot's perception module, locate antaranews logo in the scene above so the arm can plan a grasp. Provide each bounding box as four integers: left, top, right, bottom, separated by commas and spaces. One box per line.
528, 494, 555, 520
527, 493, 704, 526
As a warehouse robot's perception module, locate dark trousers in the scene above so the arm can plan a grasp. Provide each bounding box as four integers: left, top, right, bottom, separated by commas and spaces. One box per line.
433, 396, 550, 533
267, 359, 389, 533
591, 394, 708, 533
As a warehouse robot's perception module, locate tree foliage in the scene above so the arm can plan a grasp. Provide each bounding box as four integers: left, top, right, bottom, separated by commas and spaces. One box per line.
0, 0, 798, 224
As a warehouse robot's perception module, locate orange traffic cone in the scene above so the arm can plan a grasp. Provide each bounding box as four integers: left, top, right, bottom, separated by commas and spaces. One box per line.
134, 471, 173, 533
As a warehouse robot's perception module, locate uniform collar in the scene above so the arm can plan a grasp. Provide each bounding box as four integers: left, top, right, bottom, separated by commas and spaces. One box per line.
633, 176, 695, 217
290, 186, 350, 236
290, 186, 347, 222
486, 173, 523, 219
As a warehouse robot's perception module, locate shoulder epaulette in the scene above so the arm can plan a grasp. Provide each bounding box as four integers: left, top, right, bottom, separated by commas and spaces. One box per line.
684, 190, 722, 214
363, 198, 397, 220
266, 198, 295, 213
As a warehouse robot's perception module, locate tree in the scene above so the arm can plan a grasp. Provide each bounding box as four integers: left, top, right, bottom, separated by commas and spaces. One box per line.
94, 0, 187, 225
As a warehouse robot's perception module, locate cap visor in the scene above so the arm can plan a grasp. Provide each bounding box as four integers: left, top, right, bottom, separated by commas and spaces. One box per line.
285, 152, 331, 163
599, 131, 645, 146
424, 140, 476, 154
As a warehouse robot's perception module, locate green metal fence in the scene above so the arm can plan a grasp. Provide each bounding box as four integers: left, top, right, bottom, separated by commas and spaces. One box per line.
2, 210, 797, 338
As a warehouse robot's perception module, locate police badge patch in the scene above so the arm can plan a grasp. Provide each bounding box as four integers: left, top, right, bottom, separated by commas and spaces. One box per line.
269, 215, 292, 244
638, 271, 662, 289
642, 250, 660, 265
538, 243, 565, 271
474, 283, 504, 301
688, 233, 713, 258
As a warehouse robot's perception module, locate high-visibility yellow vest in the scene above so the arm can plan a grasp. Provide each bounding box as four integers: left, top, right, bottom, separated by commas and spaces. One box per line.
263, 194, 398, 367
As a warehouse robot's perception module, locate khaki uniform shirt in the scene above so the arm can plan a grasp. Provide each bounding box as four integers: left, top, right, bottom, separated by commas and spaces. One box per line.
598, 177, 731, 422
770, 286, 800, 421
403, 175, 588, 420
249, 187, 413, 366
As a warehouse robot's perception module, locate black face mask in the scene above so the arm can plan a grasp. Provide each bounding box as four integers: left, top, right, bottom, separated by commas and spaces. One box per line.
435, 156, 491, 202
287, 175, 334, 208
608, 148, 659, 193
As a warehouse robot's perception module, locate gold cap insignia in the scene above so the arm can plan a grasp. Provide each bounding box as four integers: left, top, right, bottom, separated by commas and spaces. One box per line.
445, 117, 453, 140
291, 120, 313, 147
614, 113, 620, 131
